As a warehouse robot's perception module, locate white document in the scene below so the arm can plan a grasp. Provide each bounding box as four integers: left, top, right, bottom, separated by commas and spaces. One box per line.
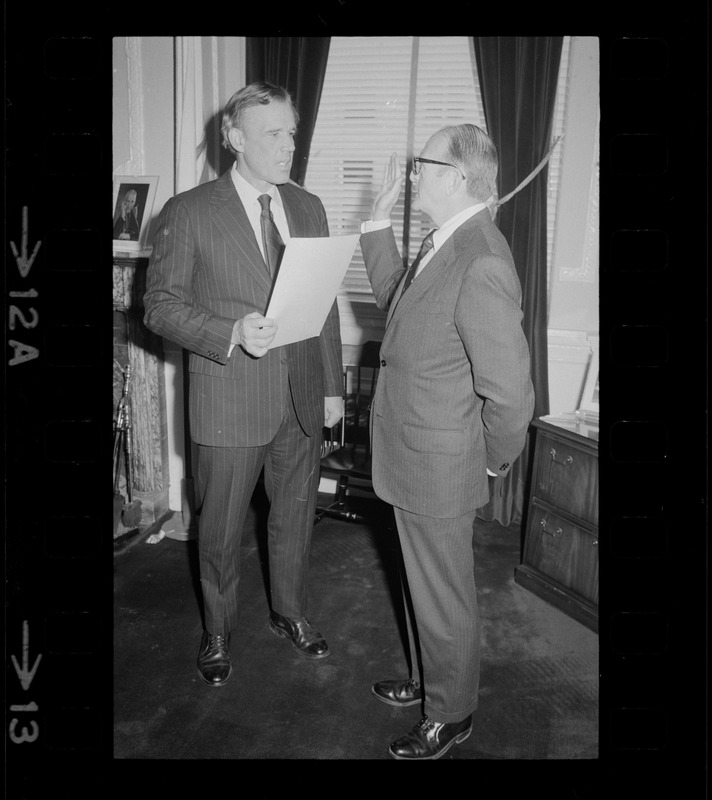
265, 235, 359, 348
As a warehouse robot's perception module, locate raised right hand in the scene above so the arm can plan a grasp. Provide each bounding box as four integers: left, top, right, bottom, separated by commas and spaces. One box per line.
372, 153, 404, 221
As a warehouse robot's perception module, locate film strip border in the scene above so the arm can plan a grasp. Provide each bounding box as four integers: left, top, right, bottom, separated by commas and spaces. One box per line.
4, 22, 707, 792
600, 31, 706, 782
5, 35, 111, 776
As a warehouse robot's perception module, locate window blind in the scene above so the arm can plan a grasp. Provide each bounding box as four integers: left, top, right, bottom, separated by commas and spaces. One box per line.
306, 35, 570, 301
408, 37, 487, 261
306, 37, 412, 295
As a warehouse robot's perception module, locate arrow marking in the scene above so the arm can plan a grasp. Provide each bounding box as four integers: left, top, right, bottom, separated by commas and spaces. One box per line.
10, 206, 42, 279
11, 620, 42, 691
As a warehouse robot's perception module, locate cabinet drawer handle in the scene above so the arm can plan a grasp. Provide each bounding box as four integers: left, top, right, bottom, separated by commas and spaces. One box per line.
540, 518, 562, 537
549, 447, 573, 465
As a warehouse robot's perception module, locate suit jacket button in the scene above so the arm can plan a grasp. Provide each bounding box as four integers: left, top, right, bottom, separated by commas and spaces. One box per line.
380, 359, 386, 367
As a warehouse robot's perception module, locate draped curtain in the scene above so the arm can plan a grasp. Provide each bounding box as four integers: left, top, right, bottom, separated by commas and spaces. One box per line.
472, 36, 563, 526
246, 37, 331, 186
175, 36, 246, 192
175, 36, 218, 192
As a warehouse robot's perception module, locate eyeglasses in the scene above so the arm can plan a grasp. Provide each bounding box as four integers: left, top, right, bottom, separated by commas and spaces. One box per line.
412, 157, 466, 180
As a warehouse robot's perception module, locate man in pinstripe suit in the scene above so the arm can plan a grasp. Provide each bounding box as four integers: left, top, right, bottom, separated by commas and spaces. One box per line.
144, 82, 344, 687
360, 126, 535, 758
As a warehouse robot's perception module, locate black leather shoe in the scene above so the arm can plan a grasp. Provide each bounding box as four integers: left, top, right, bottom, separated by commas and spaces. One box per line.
196, 630, 232, 687
388, 715, 473, 760
269, 612, 330, 659
372, 678, 422, 707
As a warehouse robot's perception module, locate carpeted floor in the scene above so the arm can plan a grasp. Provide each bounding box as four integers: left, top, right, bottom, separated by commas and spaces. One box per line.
114, 489, 598, 761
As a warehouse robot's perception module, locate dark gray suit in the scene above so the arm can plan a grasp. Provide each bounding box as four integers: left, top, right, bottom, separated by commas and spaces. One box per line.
144, 170, 342, 636
361, 210, 534, 722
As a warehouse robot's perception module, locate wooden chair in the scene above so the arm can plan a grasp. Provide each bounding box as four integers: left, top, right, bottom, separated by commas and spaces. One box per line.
315, 341, 381, 523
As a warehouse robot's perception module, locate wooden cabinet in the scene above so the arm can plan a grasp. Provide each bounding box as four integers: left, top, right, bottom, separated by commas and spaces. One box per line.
515, 416, 599, 632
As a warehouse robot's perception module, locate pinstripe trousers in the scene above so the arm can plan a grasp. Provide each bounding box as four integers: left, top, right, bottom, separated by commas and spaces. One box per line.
195, 399, 322, 637
393, 506, 481, 723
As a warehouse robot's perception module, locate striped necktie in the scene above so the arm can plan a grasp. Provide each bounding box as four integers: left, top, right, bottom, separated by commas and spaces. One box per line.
401, 229, 436, 295
258, 194, 285, 276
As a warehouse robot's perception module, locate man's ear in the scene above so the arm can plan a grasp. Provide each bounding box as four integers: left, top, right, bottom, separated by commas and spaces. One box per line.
227, 127, 245, 154
444, 169, 462, 198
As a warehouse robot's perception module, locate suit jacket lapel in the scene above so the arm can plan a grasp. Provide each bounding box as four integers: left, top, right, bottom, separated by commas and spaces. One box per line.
210, 172, 273, 294
209, 177, 319, 299
386, 211, 491, 326
386, 237, 455, 328
279, 185, 299, 236
278, 184, 318, 238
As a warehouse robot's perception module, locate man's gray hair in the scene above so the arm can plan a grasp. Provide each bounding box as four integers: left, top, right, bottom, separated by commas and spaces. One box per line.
221, 81, 299, 154
440, 124, 498, 203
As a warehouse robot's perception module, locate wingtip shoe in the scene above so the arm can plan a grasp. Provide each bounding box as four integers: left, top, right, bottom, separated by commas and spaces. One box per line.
388, 715, 473, 760
196, 630, 233, 687
269, 612, 330, 659
372, 678, 422, 707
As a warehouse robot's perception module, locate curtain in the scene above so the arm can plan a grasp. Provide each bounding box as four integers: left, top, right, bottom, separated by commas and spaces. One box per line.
246, 37, 331, 186
175, 36, 217, 192
472, 36, 563, 526
175, 36, 246, 192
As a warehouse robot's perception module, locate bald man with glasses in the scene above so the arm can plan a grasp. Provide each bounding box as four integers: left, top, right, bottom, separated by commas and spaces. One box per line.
360, 124, 535, 759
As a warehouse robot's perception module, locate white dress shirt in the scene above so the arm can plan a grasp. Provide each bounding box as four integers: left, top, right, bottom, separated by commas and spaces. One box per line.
361, 202, 487, 281
228, 166, 292, 353
230, 163, 292, 256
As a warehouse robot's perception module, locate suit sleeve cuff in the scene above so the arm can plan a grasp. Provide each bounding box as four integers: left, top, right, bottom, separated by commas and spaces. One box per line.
361, 219, 392, 234
228, 319, 242, 358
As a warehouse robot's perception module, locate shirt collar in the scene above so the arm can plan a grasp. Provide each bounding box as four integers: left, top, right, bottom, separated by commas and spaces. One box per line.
230, 163, 282, 209
432, 202, 488, 250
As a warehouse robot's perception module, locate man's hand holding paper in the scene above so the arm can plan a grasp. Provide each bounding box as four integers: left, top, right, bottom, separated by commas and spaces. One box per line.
232, 311, 277, 358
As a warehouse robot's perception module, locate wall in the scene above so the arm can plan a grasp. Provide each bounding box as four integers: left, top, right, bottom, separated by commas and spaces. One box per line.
113, 37, 175, 229
546, 36, 600, 414
113, 37, 180, 513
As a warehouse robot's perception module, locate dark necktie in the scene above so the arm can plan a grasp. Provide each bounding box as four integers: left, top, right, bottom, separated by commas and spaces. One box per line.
258, 194, 285, 276
401, 229, 436, 295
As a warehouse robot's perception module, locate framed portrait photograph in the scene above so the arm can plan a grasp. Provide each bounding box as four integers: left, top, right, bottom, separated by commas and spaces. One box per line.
112, 176, 158, 251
